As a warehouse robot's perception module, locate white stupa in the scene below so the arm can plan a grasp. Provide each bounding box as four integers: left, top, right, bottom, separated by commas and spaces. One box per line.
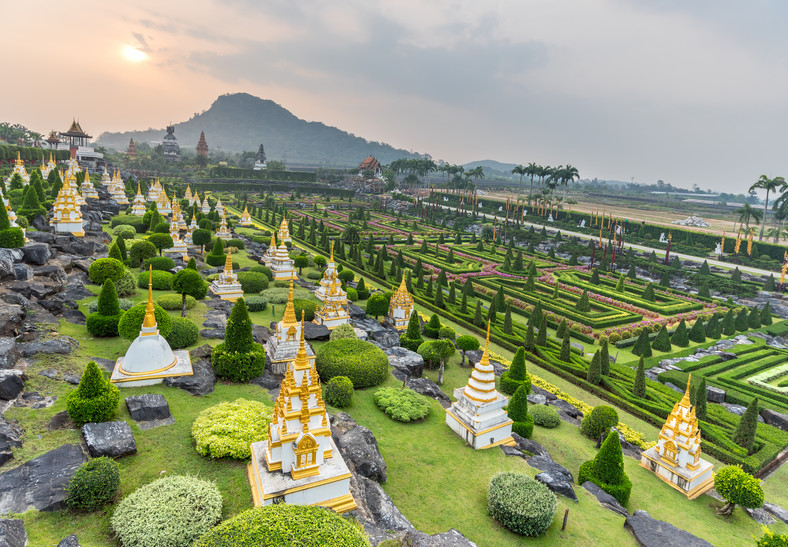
210, 253, 244, 301
265, 280, 315, 374
215, 212, 232, 240
131, 182, 146, 216
111, 267, 193, 387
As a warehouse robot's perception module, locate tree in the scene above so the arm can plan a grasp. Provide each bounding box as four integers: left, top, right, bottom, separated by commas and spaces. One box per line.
688, 319, 706, 344
560, 329, 571, 361
486, 298, 497, 324
714, 465, 764, 516
313, 254, 327, 270
508, 384, 534, 438
599, 339, 610, 376
722, 309, 737, 335
695, 376, 707, 421
147, 233, 173, 256
556, 318, 567, 338
18, 184, 45, 221
734, 308, 749, 332
523, 324, 535, 351
733, 398, 759, 454
633, 356, 646, 397
642, 283, 655, 302
671, 319, 689, 347
473, 300, 484, 327
293, 255, 309, 274
116, 236, 127, 261
503, 303, 513, 335
632, 329, 652, 357
455, 335, 479, 366
173, 269, 207, 317
536, 318, 547, 346
652, 324, 672, 352
577, 290, 590, 312
400, 310, 424, 352
760, 302, 773, 325
749, 175, 786, 240
735, 203, 763, 233
587, 350, 602, 384
192, 229, 212, 253
366, 293, 390, 319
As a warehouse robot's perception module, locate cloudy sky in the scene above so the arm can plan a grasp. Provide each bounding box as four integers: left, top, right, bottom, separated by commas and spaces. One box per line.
4, 1, 788, 193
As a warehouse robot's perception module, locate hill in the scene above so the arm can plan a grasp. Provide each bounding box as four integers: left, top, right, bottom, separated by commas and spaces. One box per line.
461, 159, 519, 174
96, 93, 420, 166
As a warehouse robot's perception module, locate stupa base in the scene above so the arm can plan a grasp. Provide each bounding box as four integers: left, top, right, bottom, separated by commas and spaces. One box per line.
110, 350, 192, 387
313, 314, 350, 330
640, 447, 714, 499
210, 283, 244, 301
247, 438, 357, 513
445, 408, 515, 450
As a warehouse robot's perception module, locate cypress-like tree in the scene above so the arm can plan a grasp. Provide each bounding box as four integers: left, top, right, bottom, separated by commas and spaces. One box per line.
508, 384, 532, 438
671, 319, 689, 347
405, 310, 421, 339
569, 251, 579, 266
108, 243, 123, 262
627, 264, 637, 279
529, 300, 543, 328
425, 276, 433, 298
731, 267, 742, 284
116, 236, 127, 261
436, 269, 447, 287
615, 275, 625, 292
734, 308, 749, 332
495, 285, 505, 309
463, 278, 475, 297
760, 302, 773, 325
434, 283, 443, 307
600, 339, 610, 376
659, 271, 671, 288
590, 268, 600, 285
748, 307, 761, 329
632, 329, 652, 357
695, 377, 707, 421
513, 250, 523, 271
699, 260, 710, 276
732, 397, 759, 454
526, 270, 535, 292
97, 279, 120, 316
560, 329, 571, 361
459, 291, 468, 314
577, 290, 590, 312
224, 298, 254, 354
523, 323, 535, 350
503, 303, 513, 335
595, 431, 626, 486
763, 275, 775, 291
706, 313, 722, 338
698, 283, 710, 298
633, 356, 646, 397
487, 298, 497, 324
588, 350, 602, 384
186, 257, 197, 270
652, 324, 672, 352
447, 282, 456, 305
536, 317, 548, 346
557, 318, 567, 338
642, 283, 655, 302
406, 232, 413, 245
473, 300, 484, 327
688, 319, 706, 343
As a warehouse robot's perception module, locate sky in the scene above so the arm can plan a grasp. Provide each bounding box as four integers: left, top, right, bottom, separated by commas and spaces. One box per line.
3, 0, 788, 194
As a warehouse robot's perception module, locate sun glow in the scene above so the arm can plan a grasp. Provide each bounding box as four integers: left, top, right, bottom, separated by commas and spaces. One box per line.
122, 45, 147, 63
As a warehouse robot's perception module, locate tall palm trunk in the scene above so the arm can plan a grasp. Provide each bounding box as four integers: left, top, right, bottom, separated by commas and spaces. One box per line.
759, 189, 770, 241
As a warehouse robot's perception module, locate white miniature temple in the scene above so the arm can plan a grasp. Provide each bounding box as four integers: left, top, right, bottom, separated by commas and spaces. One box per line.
7, 152, 30, 185
315, 242, 339, 302
185, 213, 199, 249
266, 239, 297, 281
80, 171, 99, 200
101, 169, 112, 187
239, 206, 253, 226
131, 182, 146, 216
52, 173, 84, 237
313, 244, 349, 329
278, 213, 291, 243
210, 253, 244, 301
146, 179, 162, 202
156, 189, 172, 216
262, 232, 278, 264
173, 198, 187, 230
265, 280, 315, 374
445, 323, 516, 449
166, 219, 189, 261
248, 314, 356, 513
111, 267, 193, 387
42, 154, 56, 179
640, 375, 714, 499
215, 212, 232, 241
385, 277, 414, 331
185, 185, 194, 206
214, 197, 224, 216
200, 195, 211, 214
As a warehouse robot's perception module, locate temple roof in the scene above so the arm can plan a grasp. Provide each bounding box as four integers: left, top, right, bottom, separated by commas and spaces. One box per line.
390, 277, 414, 308
358, 156, 381, 171
462, 322, 499, 404
62, 119, 91, 138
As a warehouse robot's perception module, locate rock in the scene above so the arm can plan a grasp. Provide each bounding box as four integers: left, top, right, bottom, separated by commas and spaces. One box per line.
352, 474, 415, 543
0, 444, 86, 513
57, 535, 81, 547
46, 411, 74, 431
526, 454, 574, 482
384, 346, 424, 379
12, 263, 33, 282
744, 506, 775, 525
201, 311, 226, 330
722, 403, 764, 422
250, 369, 283, 390
548, 398, 583, 419
0, 257, 15, 283
582, 481, 629, 516
21, 243, 50, 266
0, 519, 27, 547
348, 303, 366, 319
89, 357, 115, 373
0, 306, 24, 338
199, 328, 225, 339
0, 419, 22, 467
531, 385, 557, 401
163, 358, 215, 395
535, 471, 577, 501
352, 318, 385, 334
18, 336, 78, 357
511, 433, 549, 457
353, 327, 369, 341
336, 425, 387, 484
624, 510, 713, 547
82, 421, 137, 458
499, 445, 525, 459
190, 344, 214, 359
303, 321, 330, 341
611, 427, 643, 457
31, 215, 49, 232
125, 395, 174, 430
62, 309, 86, 325
762, 409, 788, 432
402, 528, 478, 546
706, 386, 725, 403
0, 371, 25, 401
252, 324, 271, 344
0, 339, 19, 370
369, 328, 400, 349
763, 502, 788, 524
406, 377, 452, 408
527, 394, 547, 405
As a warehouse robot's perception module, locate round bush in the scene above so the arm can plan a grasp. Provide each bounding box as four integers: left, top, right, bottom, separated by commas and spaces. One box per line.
156, 293, 197, 310
329, 323, 357, 340
165, 317, 199, 349
293, 299, 317, 321
374, 387, 431, 422
88, 258, 125, 284
193, 505, 370, 547
137, 270, 173, 290
111, 475, 223, 547
581, 405, 619, 440
307, 272, 321, 280
112, 224, 137, 239
114, 269, 137, 298
438, 326, 456, 340
512, 414, 535, 438
244, 295, 267, 312
259, 286, 312, 304
237, 271, 269, 293
325, 376, 354, 408
118, 303, 172, 340
608, 333, 622, 344
250, 265, 273, 280
0, 228, 25, 249
346, 287, 358, 301
143, 256, 176, 271
488, 472, 557, 537
338, 269, 355, 283
529, 405, 561, 428
129, 240, 158, 267
66, 361, 120, 426
86, 312, 122, 337
211, 342, 266, 382
316, 339, 389, 388
191, 399, 271, 459
66, 457, 120, 511
226, 238, 245, 250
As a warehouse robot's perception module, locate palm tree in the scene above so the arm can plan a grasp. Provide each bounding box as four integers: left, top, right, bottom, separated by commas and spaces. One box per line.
526, 162, 538, 206
749, 175, 787, 240
735, 203, 763, 232
561, 164, 579, 203
512, 165, 526, 201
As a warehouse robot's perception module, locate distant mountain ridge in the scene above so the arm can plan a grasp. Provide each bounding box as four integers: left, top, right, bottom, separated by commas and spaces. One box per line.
97, 93, 420, 166
461, 159, 519, 173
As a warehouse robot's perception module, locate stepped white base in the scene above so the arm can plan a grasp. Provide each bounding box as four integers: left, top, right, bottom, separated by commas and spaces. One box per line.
111, 350, 192, 387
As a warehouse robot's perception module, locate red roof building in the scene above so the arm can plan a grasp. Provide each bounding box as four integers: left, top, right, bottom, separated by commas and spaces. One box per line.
196, 131, 209, 157
358, 156, 382, 177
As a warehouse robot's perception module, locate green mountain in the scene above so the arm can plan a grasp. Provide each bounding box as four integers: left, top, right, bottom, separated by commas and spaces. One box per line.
96, 93, 420, 166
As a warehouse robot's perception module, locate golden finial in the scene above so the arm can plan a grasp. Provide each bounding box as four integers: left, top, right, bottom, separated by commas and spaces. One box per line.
479, 321, 491, 368
680, 374, 693, 407
330, 240, 334, 262
136, 181, 141, 194
84, 170, 90, 183
294, 311, 308, 367
282, 279, 297, 324
224, 251, 233, 273
142, 265, 157, 329
270, 231, 276, 248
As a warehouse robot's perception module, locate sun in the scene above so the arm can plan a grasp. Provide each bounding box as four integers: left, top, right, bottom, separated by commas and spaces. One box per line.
122, 45, 147, 63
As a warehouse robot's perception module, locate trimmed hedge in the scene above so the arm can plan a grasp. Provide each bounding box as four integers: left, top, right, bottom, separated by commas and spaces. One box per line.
324, 376, 354, 408
118, 303, 172, 340
316, 339, 389, 388
487, 472, 556, 537
0, 228, 24, 248
580, 405, 619, 440
374, 387, 431, 422
66, 361, 120, 427
244, 295, 267, 312
578, 430, 632, 506
156, 293, 197, 310
211, 343, 266, 382
143, 256, 176, 271
137, 270, 173, 290
237, 271, 269, 293
66, 457, 120, 511
293, 299, 317, 321
529, 405, 561, 428
192, 399, 271, 459
88, 258, 125, 284
165, 317, 199, 349
111, 475, 223, 547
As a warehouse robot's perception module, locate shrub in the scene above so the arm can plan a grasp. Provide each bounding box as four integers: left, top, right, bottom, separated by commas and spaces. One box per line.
128, 240, 158, 267
88, 298, 133, 313
316, 339, 389, 388
259, 285, 312, 304
307, 272, 321, 280
86, 279, 122, 337
86, 313, 122, 338
508, 384, 534, 438
156, 293, 197, 310
714, 466, 765, 513
529, 405, 561, 428
329, 323, 357, 340
143, 256, 176, 271
111, 214, 147, 232
206, 238, 226, 267
578, 431, 632, 506
191, 399, 271, 459
193, 505, 370, 547
250, 265, 273, 280
112, 224, 137, 239
325, 376, 354, 408
345, 287, 358, 301
374, 387, 431, 422
293, 299, 317, 321
244, 295, 267, 312
111, 475, 223, 547
66, 361, 120, 426
115, 268, 137, 298
0, 228, 24, 248
580, 405, 619, 441
88, 258, 125, 284
226, 238, 245, 250
438, 326, 456, 340
165, 317, 199, 349
211, 299, 266, 382
66, 457, 120, 511
500, 347, 531, 395
137, 270, 173, 290
237, 271, 269, 293
487, 472, 557, 537
118, 302, 172, 340
757, 528, 788, 547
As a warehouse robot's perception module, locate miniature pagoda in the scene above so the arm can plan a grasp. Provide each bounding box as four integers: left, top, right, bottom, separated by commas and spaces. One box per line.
3, 191, 18, 227
385, 277, 414, 331
210, 253, 244, 301
215, 197, 224, 216
265, 280, 316, 374
315, 242, 339, 302
156, 189, 172, 216
80, 170, 99, 200
215, 212, 232, 240
111, 268, 192, 386
7, 152, 30, 185
640, 375, 714, 499
262, 232, 278, 264
64, 156, 81, 179
249, 314, 356, 513
185, 213, 199, 249
172, 197, 187, 230
253, 143, 267, 170
239, 206, 253, 226
196, 131, 208, 157
162, 125, 180, 160
127, 138, 137, 158
42, 154, 56, 179
167, 219, 189, 261
185, 185, 194, 206
266, 238, 297, 281
278, 213, 291, 243
131, 182, 147, 216
146, 179, 162, 201
313, 244, 350, 329
200, 195, 211, 214
52, 173, 84, 237
445, 322, 516, 450
101, 169, 112, 187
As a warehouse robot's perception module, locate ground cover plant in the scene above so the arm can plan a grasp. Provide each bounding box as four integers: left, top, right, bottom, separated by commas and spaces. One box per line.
192, 399, 271, 459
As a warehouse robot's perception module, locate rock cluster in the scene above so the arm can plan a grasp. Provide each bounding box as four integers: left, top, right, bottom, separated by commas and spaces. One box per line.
672, 216, 711, 228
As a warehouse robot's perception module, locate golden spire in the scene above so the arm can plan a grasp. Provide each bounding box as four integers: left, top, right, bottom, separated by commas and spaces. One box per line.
330, 240, 334, 262
142, 266, 157, 329
84, 170, 90, 183
680, 374, 693, 407
480, 320, 491, 368
282, 279, 297, 325
224, 251, 233, 273
136, 181, 141, 195
294, 311, 309, 368
270, 231, 277, 248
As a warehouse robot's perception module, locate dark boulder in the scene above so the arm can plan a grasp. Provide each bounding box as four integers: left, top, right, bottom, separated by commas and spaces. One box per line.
762, 409, 788, 432
402, 528, 478, 546
406, 377, 452, 408
336, 425, 387, 484
82, 421, 137, 458
21, 243, 50, 265
499, 445, 525, 459
385, 346, 424, 379
352, 474, 415, 544
0, 419, 22, 466
12, 263, 33, 282
62, 309, 86, 325
370, 328, 401, 349
0, 519, 27, 547
252, 324, 271, 344
548, 398, 583, 419
348, 303, 366, 319
352, 318, 385, 334
303, 321, 330, 341
706, 386, 725, 403
0, 306, 24, 337
250, 369, 283, 390
163, 358, 215, 396
31, 215, 49, 232
18, 336, 78, 357
535, 471, 577, 501
511, 433, 549, 457
125, 395, 174, 430
582, 481, 629, 517
526, 454, 574, 482
57, 534, 81, 547
624, 510, 713, 547
0, 371, 25, 401
199, 328, 225, 339
763, 502, 788, 525
0, 338, 19, 369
